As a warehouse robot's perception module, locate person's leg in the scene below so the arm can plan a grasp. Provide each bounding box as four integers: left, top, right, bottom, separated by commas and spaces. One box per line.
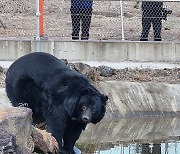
81, 9, 92, 40
152, 17, 162, 41
140, 17, 151, 41
71, 9, 81, 40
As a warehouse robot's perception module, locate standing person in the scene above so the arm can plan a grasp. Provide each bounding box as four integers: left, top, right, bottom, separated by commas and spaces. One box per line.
140, 1, 163, 41
70, 0, 93, 40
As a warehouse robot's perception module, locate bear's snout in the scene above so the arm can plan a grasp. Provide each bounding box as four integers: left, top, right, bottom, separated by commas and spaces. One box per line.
82, 109, 92, 123
82, 115, 90, 123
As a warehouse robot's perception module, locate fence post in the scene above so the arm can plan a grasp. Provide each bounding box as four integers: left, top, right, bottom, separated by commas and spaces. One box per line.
39, 0, 44, 37
120, 0, 124, 40
35, 0, 40, 52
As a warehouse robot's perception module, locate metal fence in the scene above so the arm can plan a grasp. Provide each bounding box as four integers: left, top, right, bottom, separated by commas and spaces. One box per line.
0, 0, 179, 41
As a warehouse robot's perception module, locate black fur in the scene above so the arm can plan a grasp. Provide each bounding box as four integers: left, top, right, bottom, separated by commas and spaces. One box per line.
5, 52, 108, 154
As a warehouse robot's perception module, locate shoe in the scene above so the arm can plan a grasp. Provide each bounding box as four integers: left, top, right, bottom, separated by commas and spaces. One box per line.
154, 38, 162, 41
140, 38, 148, 41
72, 36, 79, 40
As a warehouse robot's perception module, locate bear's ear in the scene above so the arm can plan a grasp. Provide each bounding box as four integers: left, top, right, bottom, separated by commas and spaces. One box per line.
101, 94, 108, 105
64, 93, 79, 117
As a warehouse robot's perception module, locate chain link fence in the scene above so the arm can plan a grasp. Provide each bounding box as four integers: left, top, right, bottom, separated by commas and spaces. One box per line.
0, 0, 179, 41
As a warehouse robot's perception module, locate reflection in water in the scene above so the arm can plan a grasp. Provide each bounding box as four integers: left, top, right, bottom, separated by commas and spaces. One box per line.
141, 144, 161, 154
76, 140, 180, 154
77, 117, 180, 154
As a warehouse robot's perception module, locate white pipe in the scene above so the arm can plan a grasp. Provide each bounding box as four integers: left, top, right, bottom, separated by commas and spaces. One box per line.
36, 0, 40, 52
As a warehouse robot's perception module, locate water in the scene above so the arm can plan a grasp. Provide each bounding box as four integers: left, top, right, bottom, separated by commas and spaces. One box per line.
77, 116, 180, 154
93, 142, 180, 154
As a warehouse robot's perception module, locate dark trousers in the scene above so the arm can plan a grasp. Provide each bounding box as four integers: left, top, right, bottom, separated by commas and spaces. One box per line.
140, 17, 162, 41
71, 9, 92, 40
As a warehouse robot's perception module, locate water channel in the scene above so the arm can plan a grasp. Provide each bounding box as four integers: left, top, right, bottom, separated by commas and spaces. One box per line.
77, 116, 180, 154
0, 82, 180, 154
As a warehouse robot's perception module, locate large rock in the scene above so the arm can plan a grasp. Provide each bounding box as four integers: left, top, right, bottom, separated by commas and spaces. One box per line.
0, 132, 15, 153
0, 107, 32, 153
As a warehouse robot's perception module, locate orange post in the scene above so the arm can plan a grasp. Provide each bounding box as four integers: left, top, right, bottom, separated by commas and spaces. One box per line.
39, 0, 44, 37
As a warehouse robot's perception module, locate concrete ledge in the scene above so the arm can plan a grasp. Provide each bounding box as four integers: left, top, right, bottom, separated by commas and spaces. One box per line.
0, 40, 179, 62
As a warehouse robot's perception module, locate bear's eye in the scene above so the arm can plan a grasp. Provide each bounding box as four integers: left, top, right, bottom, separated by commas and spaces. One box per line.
92, 108, 96, 114
82, 106, 86, 111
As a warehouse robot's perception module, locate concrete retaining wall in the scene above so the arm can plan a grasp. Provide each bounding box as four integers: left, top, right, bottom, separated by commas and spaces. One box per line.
99, 81, 180, 118
0, 40, 179, 62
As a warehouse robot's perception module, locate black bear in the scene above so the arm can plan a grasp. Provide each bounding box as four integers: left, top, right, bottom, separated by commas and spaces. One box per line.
5, 52, 108, 154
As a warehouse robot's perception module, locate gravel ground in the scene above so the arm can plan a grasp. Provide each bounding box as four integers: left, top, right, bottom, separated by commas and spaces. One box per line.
104, 67, 180, 84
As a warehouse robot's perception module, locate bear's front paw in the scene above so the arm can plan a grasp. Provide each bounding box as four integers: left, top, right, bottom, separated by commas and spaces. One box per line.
59, 149, 75, 154
58, 148, 75, 154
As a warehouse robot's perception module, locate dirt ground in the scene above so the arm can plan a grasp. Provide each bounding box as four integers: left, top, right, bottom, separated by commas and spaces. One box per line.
0, 63, 179, 89
0, 0, 180, 41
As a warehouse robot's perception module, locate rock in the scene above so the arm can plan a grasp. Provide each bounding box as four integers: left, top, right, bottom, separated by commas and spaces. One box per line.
0, 107, 33, 153
31, 126, 59, 154
68, 62, 101, 82
0, 66, 3, 72
0, 131, 15, 153
0, 67, 6, 88
0, 88, 12, 108
97, 65, 116, 77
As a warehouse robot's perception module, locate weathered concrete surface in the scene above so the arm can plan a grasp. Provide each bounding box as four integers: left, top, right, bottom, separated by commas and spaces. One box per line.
0, 40, 179, 62
79, 116, 180, 143
0, 40, 31, 60
0, 107, 32, 150
99, 81, 180, 118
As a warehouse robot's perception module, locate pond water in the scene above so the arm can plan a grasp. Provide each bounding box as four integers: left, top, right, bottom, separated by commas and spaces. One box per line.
77, 116, 180, 154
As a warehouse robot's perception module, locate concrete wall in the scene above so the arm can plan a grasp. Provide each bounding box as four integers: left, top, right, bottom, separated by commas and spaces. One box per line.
99, 81, 180, 118
0, 40, 179, 62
